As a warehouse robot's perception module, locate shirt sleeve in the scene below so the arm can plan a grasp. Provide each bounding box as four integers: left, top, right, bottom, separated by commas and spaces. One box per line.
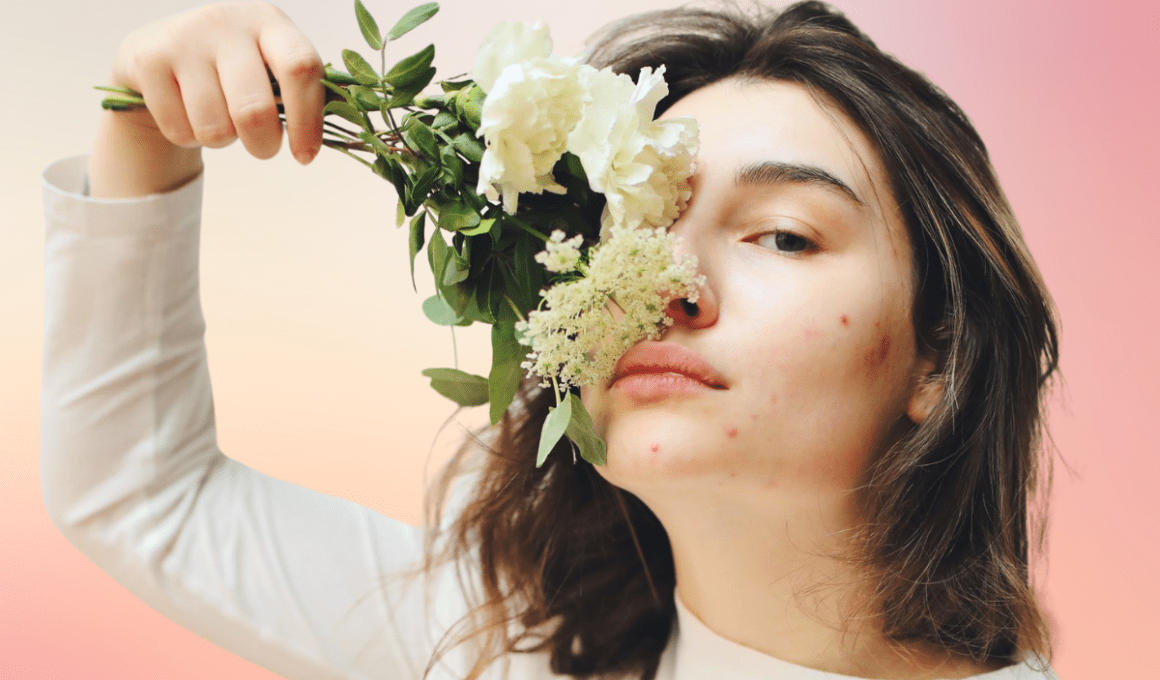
38, 154, 475, 680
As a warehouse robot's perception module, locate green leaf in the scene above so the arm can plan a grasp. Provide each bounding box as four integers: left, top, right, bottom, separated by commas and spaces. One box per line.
440, 148, 464, 187
488, 321, 524, 424
422, 294, 461, 325
421, 368, 489, 407
440, 79, 473, 93
407, 165, 440, 214
323, 100, 367, 129
565, 394, 606, 466
358, 130, 393, 157
402, 119, 439, 160
372, 155, 407, 203
459, 217, 495, 237
396, 199, 406, 227
383, 44, 436, 88
408, 212, 426, 289
428, 227, 450, 283
342, 49, 380, 86
455, 85, 485, 130
387, 2, 439, 40
474, 262, 501, 324
442, 249, 470, 286
536, 396, 572, 467
450, 133, 484, 163
354, 0, 383, 50
323, 65, 361, 86
436, 201, 479, 232
349, 85, 382, 111
413, 93, 446, 108
431, 110, 457, 130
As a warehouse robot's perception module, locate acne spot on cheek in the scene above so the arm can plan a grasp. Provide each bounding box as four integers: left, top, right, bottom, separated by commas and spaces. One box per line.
724, 424, 738, 438
649, 443, 661, 454
863, 335, 891, 368
840, 314, 849, 327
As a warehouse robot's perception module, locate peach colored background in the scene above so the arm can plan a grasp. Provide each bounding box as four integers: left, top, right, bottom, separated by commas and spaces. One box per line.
2, 0, 1157, 677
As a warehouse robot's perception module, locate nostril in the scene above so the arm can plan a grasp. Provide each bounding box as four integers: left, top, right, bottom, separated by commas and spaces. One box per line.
680, 299, 700, 317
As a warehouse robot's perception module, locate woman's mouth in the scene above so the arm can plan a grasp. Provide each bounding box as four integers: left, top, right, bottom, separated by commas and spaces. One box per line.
610, 341, 726, 402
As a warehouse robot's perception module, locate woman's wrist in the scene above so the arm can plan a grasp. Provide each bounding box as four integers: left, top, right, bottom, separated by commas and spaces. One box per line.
88, 108, 203, 199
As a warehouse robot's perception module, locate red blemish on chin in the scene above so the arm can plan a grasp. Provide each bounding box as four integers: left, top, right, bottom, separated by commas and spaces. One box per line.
649, 443, 661, 454
840, 314, 849, 326
724, 425, 738, 438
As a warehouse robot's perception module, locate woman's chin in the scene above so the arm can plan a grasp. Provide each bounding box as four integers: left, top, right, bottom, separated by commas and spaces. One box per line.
592, 409, 734, 490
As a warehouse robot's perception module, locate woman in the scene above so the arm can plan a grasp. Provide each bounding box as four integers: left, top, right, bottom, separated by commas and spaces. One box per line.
39, 1, 1059, 679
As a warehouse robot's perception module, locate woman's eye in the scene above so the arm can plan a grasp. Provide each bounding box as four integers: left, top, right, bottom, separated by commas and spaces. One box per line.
755, 231, 815, 254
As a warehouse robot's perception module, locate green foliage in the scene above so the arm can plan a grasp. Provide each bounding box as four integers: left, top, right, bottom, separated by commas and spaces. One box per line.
96, 0, 611, 466
565, 394, 606, 466
354, 0, 383, 49
387, 2, 440, 40
421, 368, 489, 406
537, 396, 572, 467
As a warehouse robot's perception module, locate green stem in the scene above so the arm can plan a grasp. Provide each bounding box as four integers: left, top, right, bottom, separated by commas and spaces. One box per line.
94, 85, 141, 96
503, 295, 526, 322
327, 143, 375, 168
450, 325, 459, 369
551, 375, 561, 406
505, 215, 549, 242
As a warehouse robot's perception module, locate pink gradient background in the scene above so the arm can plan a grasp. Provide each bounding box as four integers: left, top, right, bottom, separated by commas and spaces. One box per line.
2, 0, 1157, 677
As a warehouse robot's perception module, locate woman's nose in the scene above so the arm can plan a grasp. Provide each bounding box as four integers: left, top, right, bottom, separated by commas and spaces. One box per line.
664, 218, 718, 329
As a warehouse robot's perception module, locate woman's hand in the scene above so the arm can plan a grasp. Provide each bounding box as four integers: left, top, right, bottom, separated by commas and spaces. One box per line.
89, 1, 326, 198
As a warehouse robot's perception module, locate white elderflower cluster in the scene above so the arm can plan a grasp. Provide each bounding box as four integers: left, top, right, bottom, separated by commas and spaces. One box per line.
473, 23, 697, 224
517, 225, 705, 389
534, 230, 585, 273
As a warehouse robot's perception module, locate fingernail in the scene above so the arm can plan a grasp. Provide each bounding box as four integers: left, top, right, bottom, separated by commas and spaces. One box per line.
294, 149, 310, 165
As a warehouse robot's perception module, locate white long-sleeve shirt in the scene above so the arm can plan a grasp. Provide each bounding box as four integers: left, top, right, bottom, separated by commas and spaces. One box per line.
39, 153, 1058, 680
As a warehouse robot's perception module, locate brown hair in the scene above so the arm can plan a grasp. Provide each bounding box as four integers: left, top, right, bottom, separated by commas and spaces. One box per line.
403, 2, 1060, 678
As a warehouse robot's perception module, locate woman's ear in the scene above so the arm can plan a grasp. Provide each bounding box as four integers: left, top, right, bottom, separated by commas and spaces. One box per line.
906, 356, 944, 425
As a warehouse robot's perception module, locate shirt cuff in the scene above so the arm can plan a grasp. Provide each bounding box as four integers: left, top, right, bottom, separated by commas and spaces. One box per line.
42, 154, 204, 242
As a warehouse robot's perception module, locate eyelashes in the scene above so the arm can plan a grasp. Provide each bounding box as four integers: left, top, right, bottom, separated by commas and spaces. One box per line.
751, 229, 819, 255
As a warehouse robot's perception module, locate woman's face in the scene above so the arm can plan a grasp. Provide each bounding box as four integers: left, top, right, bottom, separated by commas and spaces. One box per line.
582, 78, 936, 515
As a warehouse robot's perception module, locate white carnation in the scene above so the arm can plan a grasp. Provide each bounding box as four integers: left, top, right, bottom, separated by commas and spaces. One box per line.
474, 56, 590, 214
566, 65, 698, 232
472, 22, 553, 94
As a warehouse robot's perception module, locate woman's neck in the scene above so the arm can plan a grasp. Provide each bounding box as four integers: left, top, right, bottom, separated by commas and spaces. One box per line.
646, 486, 1005, 679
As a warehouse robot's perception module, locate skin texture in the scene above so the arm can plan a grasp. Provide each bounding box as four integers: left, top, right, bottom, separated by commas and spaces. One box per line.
581, 79, 989, 678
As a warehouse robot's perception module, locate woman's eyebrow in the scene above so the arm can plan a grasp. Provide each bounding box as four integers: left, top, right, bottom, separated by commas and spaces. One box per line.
734, 160, 866, 207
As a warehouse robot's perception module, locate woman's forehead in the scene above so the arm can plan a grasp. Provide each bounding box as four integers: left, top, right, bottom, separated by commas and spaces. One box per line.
661, 78, 897, 224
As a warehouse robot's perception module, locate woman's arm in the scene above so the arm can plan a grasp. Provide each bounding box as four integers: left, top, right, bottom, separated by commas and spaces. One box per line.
37, 4, 480, 675
40, 152, 473, 680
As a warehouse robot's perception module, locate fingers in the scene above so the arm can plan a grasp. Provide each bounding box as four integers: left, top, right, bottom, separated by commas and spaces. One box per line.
132, 52, 199, 148
217, 39, 282, 159
258, 19, 325, 164
176, 61, 237, 150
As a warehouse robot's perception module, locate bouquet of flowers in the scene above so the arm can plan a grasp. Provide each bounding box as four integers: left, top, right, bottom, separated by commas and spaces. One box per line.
97, 1, 703, 468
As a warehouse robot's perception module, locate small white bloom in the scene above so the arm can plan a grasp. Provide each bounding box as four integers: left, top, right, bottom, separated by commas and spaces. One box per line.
534, 230, 584, 273
475, 56, 590, 213
472, 22, 553, 94
518, 224, 704, 389
566, 65, 699, 232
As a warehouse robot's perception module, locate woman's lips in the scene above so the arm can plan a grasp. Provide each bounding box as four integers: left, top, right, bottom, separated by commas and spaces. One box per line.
609, 341, 726, 402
